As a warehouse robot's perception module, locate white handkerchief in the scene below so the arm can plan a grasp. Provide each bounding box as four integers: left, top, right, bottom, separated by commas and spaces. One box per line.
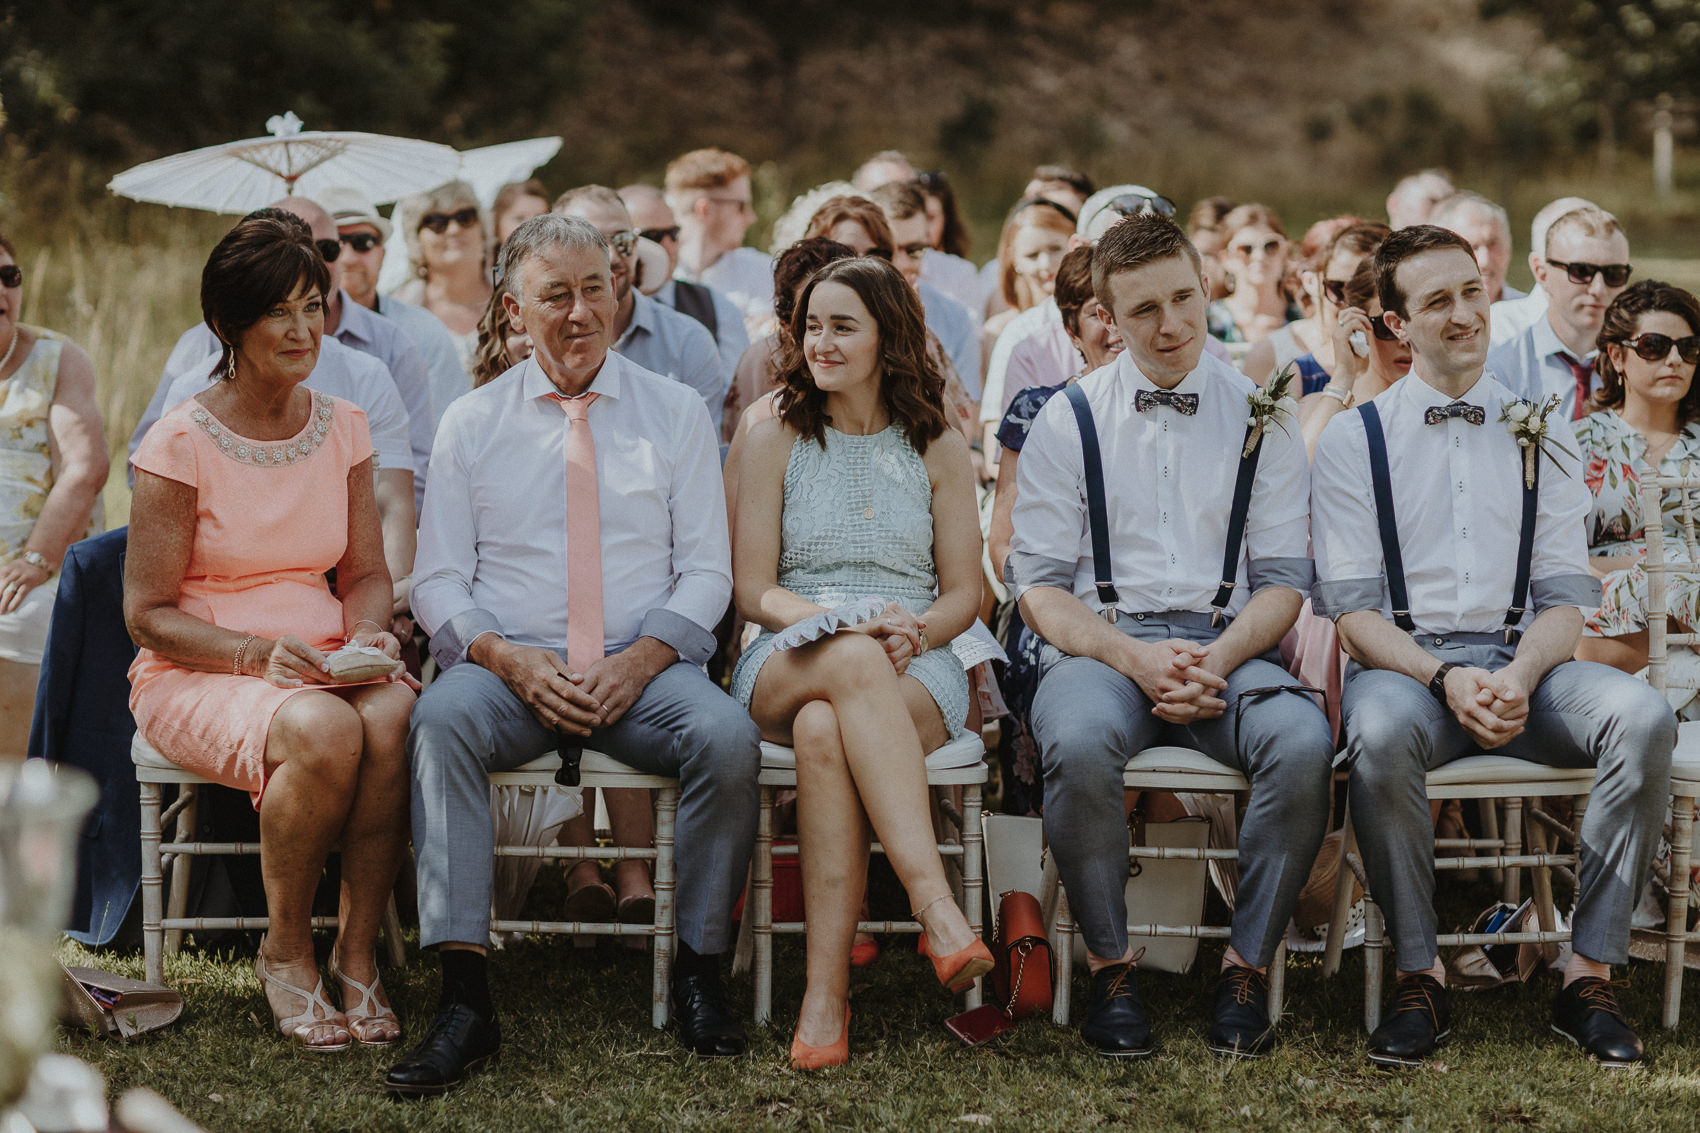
770, 596, 888, 652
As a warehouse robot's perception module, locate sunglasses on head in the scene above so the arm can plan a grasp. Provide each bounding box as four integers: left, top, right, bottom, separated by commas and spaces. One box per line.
314, 238, 342, 263
1624, 332, 1700, 365
339, 232, 381, 254
1106, 191, 1176, 220
0, 265, 20, 289
419, 207, 480, 234
639, 226, 679, 244
1547, 258, 1632, 288
607, 230, 637, 257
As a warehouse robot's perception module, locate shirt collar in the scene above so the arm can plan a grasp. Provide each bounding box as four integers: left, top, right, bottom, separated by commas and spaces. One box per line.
1402, 365, 1507, 410
332, 289, 376, 348
1115, 348, 1208, 402
1532, 312, 1594, 364
520, 349, 625, 403
616, 292, 660, 350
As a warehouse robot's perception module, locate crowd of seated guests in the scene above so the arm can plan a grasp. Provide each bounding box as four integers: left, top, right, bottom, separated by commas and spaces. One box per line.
29, 141, 1697, 1095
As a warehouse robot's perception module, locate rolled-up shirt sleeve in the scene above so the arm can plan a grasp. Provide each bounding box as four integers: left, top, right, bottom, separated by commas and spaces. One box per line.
411, 404, 502, 668
1006, 395, 1089, 601
1310, 413, 1388, 620
1244, 400, 1313, 593
649, 396, 732, 665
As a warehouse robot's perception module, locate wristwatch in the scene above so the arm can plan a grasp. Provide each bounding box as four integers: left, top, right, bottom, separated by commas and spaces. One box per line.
1428, 662, 1459, 704
19, 550, 51, 576
1320, 384, 1355, 408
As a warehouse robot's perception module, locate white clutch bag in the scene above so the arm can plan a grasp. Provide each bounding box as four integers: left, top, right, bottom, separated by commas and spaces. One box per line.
770, 597, 888, 652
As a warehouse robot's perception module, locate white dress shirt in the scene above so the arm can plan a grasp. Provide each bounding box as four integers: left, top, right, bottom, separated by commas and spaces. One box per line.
1310, 368, 1599, 636
159, 338, 414, 478
652, 277, 751, 387
615, 292, 731, 427
375, 292, 469, 429
1489, 287, 1549, 350
1008, 349, 1313, 619
679, 246, 774, 341
918, 282, 981, 398
979, 300, 1076, 425
1485, 315, 1596, 420
919, 251, 983, 323
412, 349, 730, 669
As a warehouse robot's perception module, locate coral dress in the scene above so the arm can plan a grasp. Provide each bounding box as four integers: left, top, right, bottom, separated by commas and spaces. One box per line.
128, 391, 375, 806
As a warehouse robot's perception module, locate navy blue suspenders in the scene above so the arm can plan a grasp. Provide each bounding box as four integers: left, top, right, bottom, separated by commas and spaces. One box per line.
1063, 384, 1264, 624
1358, 401, 1538, 642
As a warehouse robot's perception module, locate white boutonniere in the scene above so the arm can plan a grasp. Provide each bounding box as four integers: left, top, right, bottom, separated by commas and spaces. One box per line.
1499, 394, 1576, 489
1244, 362, 1298, 458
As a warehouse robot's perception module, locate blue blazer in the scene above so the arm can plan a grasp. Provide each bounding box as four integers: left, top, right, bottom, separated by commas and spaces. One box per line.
30, 528, 138, 946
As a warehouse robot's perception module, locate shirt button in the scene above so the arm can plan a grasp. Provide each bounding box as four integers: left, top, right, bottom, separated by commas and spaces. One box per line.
1457, 481, 1465, 492
1434, 637, 1445, 647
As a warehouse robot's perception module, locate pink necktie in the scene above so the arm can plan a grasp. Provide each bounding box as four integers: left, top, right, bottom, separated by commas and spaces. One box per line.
549, 392, 603, 674
1560, 352, 1594, 420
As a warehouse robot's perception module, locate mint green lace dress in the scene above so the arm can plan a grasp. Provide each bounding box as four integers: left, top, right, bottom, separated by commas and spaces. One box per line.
730, 424, 971, 736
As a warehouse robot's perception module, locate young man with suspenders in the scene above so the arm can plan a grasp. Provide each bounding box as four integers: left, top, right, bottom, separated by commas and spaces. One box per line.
1311, 224, 1676, 1068
1008, 213, 1334, 1060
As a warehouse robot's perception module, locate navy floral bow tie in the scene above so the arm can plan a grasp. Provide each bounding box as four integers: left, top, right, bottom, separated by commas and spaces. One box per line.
1423, 401, 1485, 426
1134, 388, 1199, 415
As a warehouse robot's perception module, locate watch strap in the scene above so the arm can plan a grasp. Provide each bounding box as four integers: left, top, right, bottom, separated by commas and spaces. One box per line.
1428, 661, 1458, 704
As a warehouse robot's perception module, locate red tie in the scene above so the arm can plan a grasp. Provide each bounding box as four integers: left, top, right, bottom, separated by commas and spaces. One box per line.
549, 392, 603, 674
1560, 353, 1594, 420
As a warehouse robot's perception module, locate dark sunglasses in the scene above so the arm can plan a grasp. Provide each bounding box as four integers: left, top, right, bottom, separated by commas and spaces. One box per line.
1624, 332, 1700, 365
1548, 258, 1632, 288
1230, 237, 1283, 260
639, 226, 679, 244
1370, 312, 1398, 342
339, 232, 381, 254
608, 230, 637, 257
1321, 279, 1350, 306
419, 207, 480, 234
0, 265, 19, 289
314, 238, 342, 263
1106, 191, 1176, 220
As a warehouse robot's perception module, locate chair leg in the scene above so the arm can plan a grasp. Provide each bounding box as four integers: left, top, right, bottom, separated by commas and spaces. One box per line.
1322, 811, 1357, 978
1527, 813, 1561, 968
960, 784, 984, 1010
1501, 797, 1525, 905
1478, 798, 1504, 888
752, 785, 775, 1028
1269, 940, 1286, 1024
651, 785, 679, 1029
1363, 898, 1386, 1033
1051, 885, 1075, 1027
381, 896, 406, 969
163, 787, 198, 956
1665, 793, 1695, 1029
139, 781, 165, 985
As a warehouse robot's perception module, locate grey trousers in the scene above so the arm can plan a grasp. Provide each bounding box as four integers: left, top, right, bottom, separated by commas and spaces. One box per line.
1341, 638, 1676, 970
1030, 612, 1335, 966
409, 658, 761, 954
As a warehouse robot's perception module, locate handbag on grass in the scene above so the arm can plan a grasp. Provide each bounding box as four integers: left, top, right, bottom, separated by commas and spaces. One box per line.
991, 889, 1054, 1019
60, 963, 183, 1039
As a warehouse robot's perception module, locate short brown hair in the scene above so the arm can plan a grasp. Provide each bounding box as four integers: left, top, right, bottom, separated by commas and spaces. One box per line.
1372, 224, 1478, 318
200, 208, 331, 379
1546, 205, 1624, 253
1593, 280, 1700, 423
776, 257, 949, 454
869, 181, 927, 222
664, 147, 751, 196
1053, 246, 1098, 338
1091, 213, 1201, 312
803, 196, 894, 257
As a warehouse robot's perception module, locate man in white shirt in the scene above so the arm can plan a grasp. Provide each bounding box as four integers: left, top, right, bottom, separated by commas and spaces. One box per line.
388, 216, 760, 1096
319, 186, 470, 429
1008, 214, 1333, 1061
1486, 206, 1631, 420
1428, 191, 1524, 304
665, 147, 774, 338
132, 197, 435, 511
555, 186, 731, 425
1311, 225, 1673, 1069
1488, 196, 1598, 350
618, 184, 751, 383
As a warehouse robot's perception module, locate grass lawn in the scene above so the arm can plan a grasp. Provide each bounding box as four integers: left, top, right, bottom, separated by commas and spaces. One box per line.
52, 877, 1700, 1133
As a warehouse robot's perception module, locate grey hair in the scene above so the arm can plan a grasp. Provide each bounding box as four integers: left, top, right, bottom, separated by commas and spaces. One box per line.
394, 180, 487, 281
1428, 191, 1512, 250
497, 214, 610, 295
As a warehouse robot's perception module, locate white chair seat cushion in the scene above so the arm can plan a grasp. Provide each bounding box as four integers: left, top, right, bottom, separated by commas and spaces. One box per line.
1669, 721, 1700, 787
506, 750, 656, 776
1123, 746, 1233, 776
130, 731, 179, 771
1425, 754, 1595, 787
760, 733, 985, 771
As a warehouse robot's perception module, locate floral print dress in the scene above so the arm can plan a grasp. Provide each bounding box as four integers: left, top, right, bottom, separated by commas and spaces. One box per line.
1574, 410, 1700, 638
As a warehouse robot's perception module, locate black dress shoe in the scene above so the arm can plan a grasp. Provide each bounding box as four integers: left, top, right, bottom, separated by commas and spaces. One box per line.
385, 1004, 501, 1098
1367, 974, 1450, 1068
672, 971, 747, 1058
1208, 966, 1275, 1059
1080, 962, 1154, 1059
1552, 977, 1647, 1067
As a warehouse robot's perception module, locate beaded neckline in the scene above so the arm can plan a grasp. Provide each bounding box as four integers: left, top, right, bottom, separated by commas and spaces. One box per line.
191, 391, 334, 468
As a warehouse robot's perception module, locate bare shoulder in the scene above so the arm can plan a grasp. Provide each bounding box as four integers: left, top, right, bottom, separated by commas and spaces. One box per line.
920, 424, 972, 481
744, 413, 799, 461
53, 336, 98, 391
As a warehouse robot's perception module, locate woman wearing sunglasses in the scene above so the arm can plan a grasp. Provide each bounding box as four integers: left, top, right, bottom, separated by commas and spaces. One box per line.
1573, 281, 1700, 690
392, 181, 493, 378
0, 233, 109, 760
1214, 204, 1298, 357
1245, 220, 1388, 390
1296, 255, 1412, 459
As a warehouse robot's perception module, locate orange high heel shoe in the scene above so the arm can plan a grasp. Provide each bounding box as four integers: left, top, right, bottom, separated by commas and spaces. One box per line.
789, 1005, 850, 1070
930, 938, 994, 992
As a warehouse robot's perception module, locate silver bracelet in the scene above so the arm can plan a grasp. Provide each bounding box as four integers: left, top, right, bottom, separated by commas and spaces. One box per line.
233, 632, 257, 676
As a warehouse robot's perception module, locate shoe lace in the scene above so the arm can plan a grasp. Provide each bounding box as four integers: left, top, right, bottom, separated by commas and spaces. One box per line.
1576, 978, 1629, 1018
1224, 966, 1267, 1005
1391, 976, 1439, 1020
1102, 962, 1137, 1001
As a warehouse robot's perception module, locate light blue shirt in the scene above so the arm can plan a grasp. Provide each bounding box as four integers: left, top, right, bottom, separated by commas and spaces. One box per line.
374, 293, 468, 430
919, 282, 981, 400
1485, 314, 1595, 420
652, 277, 750, 396
614, 292, 730, 426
